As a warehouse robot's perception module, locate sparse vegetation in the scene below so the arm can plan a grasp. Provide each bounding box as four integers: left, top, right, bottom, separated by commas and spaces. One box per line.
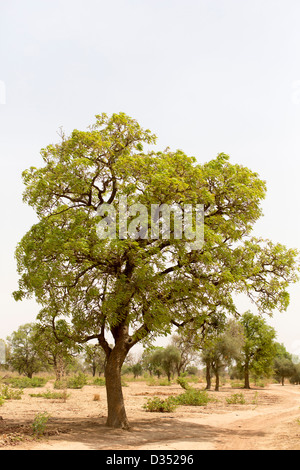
31, 412, 51, 437
175, 389, 211, 407
29, 390, 69, 400
226, 393, 246, 405
143, 396, 177, 413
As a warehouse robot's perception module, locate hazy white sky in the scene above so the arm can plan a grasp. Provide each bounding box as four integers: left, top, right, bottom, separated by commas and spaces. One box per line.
1, 0, 300, 355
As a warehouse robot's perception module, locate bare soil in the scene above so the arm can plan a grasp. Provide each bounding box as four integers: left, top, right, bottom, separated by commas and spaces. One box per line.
0, 380, 300, 450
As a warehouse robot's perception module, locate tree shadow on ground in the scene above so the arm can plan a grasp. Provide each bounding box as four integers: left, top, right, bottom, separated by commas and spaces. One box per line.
23, 415, 266, 450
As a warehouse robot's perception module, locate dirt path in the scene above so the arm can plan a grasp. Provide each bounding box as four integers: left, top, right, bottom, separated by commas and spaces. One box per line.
1, 382, 300, 450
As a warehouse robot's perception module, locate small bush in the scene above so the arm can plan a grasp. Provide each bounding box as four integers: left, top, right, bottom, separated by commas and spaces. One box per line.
176, 389, 210, 406
4, 377, 47, 389
230, 381, 244, 389
226, 393, 246, 405
93, 377, 106, 386
158, 379, 170, 386
0, 385, 23, 400
32, 412, 51, 437
66, 373, 87, 389
53, 379, 67, 390
143, 396, 177, 413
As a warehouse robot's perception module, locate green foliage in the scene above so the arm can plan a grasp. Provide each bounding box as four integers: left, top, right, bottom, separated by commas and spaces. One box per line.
29, 390, 69, 400
143, 396, 177, 413
290, 363, 300, 385
273, 343, 296, 385
4, 376, 47, 389
13, 112, 300, 426
0, 385, 23, 400
32, 412, 51, 436
175, 389, 210, 406
176, 376, 191, 390
7, 324, 44, 378
93, 377, 106, 386
66, 372, 87, 389
226, 393, 246, 405
131, 363, 143, 378
237, 312, 277, 387
53, 379, 67, 390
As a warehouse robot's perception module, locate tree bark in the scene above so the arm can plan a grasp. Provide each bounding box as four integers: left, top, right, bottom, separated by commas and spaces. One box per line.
215, 370, 219, 391
205, 361, 211, 390
244, 363, 250, 389
105, 347, 130, 429
103, 323, 133, 430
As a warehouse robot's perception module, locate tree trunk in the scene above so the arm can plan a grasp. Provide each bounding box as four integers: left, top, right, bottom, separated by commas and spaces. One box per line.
215, 370, 219, 391
54, 354, 66, 382
205, 361, 211, 390
104, 339, 130, 430
244, 363, 250, 389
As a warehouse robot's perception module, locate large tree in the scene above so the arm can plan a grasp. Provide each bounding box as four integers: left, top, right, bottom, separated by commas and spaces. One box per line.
13, 112, 298, 428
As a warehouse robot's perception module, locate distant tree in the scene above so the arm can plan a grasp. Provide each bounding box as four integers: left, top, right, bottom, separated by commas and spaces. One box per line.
7, 323, 43, 378
171, 333, 199, 376
273, 343, 295, 386
131, 362, 143, 378
237, 312, 277, 389
141, 347, 163, 378
84, 343, 106, 376
290, 363, 300, 385
33, 317, 79, 380
201, 319, 244, 391
186, 365, 199, 376
159, 346, 181, 382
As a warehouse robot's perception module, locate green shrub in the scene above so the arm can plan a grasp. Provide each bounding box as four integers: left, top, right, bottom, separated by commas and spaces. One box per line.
4, 377, 47, 389
32, 412, 51, 437
93, 377, 106, 386
226, 393, 246, 405
66, 373, 87, 389
175, 389, 210, 406
0, 385, 23, 400
230, 381, 244, 389
53, 379, 67, 389
143, 396, 177, 413
177, 376, 191, 390
158, 379, 170, 386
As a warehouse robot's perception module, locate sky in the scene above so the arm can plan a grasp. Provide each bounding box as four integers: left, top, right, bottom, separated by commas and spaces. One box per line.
1, 0, 300, 356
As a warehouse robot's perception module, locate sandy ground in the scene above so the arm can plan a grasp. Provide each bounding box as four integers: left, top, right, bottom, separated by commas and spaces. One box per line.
0, 379, 300, 450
